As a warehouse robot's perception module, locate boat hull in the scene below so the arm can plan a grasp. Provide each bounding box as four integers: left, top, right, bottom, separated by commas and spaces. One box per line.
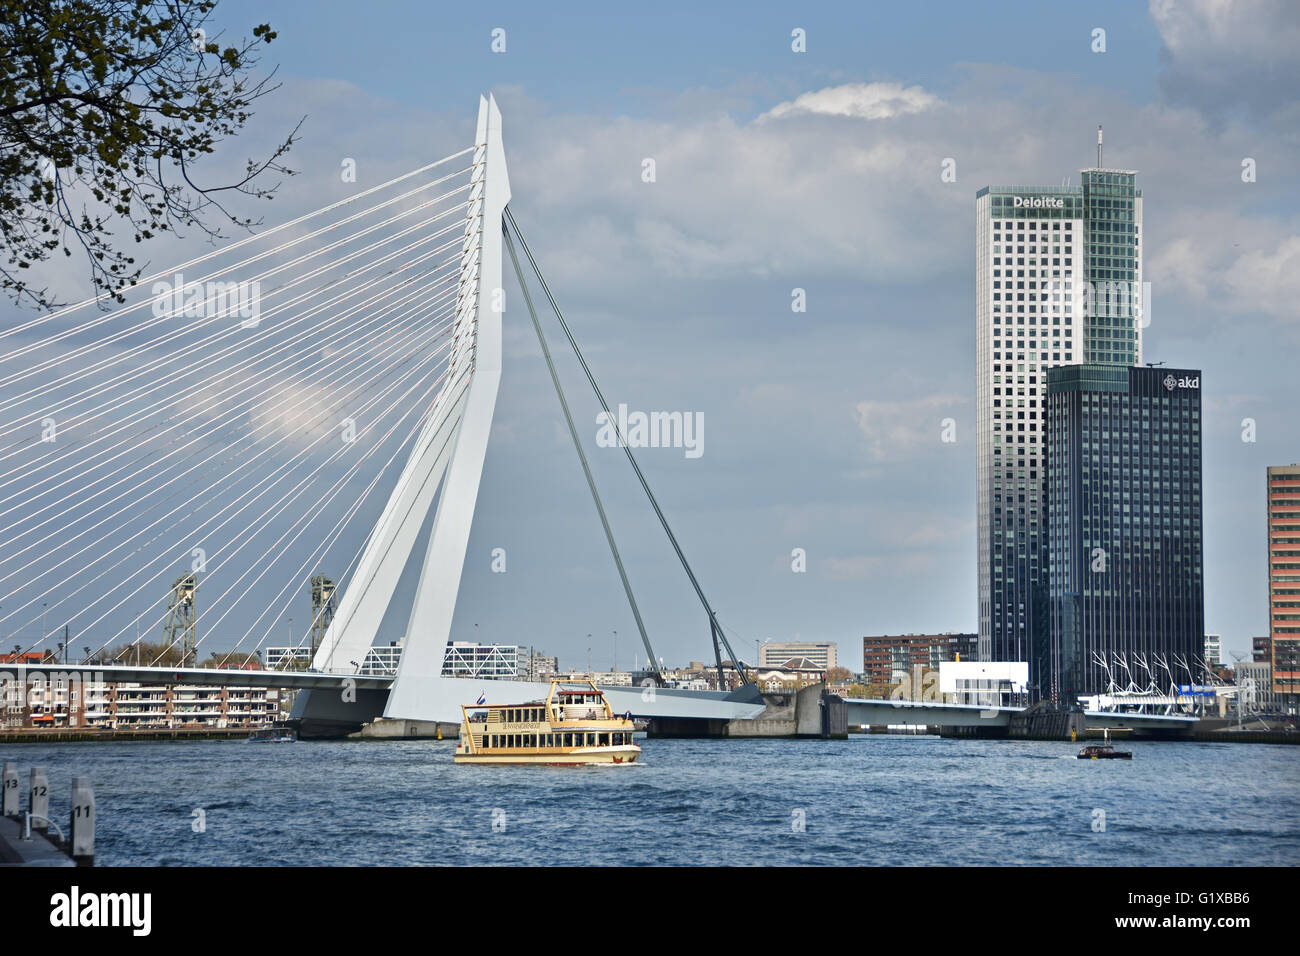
454, 745, 641, 766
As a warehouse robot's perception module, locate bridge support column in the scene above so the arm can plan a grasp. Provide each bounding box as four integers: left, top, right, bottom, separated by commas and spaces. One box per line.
289, 687, 390, 740
647, 686, 847, 739
1008, 704, 1086, 741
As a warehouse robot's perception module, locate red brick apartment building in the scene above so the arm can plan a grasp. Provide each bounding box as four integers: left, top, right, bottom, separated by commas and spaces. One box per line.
1267, 465, 1300, 705
862, 633, 978, 686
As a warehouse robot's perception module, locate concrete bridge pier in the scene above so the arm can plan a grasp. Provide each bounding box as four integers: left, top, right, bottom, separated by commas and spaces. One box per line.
1008, 703, 1087, 741
648, 685, 848, 739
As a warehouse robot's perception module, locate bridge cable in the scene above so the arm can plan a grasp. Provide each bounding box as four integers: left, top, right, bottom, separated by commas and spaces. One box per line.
127, 337, 460, 665
0, 281, 458, 583
12, 311, 457, 657
503, 207, 751, 686
0, 257, 462, 523
186, 363, 467, 668
0, 146, 477, 344
503, 221, 663, 681
0, 195, 473, 426
222, 371, 473, 670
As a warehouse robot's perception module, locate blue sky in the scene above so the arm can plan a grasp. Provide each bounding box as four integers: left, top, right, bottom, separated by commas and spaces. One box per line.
213, 0, 1169, 113
3, 1, 1298, 671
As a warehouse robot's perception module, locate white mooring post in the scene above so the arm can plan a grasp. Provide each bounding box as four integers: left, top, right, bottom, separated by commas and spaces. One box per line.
1, 761, 18, 816
29, 766, 49, 831
69, 776, 94, 865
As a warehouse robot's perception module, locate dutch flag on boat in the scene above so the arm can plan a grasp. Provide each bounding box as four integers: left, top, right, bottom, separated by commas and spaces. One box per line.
476, 693, 486, 705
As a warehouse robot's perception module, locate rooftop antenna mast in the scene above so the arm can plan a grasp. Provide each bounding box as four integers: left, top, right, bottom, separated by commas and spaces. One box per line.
1097, 125, 1103, 167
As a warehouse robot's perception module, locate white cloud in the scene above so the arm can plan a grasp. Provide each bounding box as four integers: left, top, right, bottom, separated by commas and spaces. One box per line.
1148, 227, 1300, 322
759, 82, 943, 122
1224, 236, 1300, 319
1150, 0, 1300, 120
854, 393, 967, 462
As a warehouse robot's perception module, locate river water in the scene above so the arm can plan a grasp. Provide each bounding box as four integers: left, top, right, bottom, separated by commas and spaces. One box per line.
4, 735, 1297, 865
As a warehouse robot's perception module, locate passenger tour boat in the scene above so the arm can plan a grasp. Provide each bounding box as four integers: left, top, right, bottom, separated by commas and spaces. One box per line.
454, 679, 641, 765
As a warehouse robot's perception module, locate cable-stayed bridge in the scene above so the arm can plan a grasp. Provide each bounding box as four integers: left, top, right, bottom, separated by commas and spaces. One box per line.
0, 95, 770, 736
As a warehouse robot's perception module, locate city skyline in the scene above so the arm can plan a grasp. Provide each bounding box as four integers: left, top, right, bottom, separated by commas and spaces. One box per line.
0, 0, 1296, 892
1, 2, 1296, 672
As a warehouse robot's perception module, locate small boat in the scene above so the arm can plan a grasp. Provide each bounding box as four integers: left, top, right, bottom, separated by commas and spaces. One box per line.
454, 679, 640, 765
247, 728, 296, 743
1077, 728, 1131, 759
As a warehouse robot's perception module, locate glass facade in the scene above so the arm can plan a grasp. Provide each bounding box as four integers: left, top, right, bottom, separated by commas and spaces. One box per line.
1046, 365, 1204, 702
1080, 171, 1142, 365
976, 167, 1143, 695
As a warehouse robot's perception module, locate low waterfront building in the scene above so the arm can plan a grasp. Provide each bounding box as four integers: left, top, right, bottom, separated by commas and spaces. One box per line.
759, 641, 838, 671
0, 651, 48, 665
861, 633, 978, 687
362, 642, 403, 675
1204, 633, 1221, 668
1233, 660, 1282, 714
264, 645, 313, 671
441, 641, 521, 679
1253, 635, 1272, 663
2, 676, 280, 730
557, 670, 633, 687
938, 660, 1029, 708
516, 649, 560, 681
753, 659, 826, 693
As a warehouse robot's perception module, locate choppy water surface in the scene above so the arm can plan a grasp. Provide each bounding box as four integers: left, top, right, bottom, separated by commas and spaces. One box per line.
4, 735, 1297, 865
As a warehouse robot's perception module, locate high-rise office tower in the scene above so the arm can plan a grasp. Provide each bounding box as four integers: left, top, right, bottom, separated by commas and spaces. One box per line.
976, 139, 1143, 692
1266, 465, 1300, 707
1046, 365, 1203, 702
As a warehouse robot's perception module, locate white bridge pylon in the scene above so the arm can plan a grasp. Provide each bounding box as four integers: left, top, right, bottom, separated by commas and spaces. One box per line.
310, 96, 764, 726
311, 95, 509, 721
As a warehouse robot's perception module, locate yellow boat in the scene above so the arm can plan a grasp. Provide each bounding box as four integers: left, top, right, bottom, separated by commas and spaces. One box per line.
454, 679, 641, 765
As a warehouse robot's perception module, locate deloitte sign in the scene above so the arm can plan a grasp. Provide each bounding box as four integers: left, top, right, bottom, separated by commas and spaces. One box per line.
1013, 196, 1065, 209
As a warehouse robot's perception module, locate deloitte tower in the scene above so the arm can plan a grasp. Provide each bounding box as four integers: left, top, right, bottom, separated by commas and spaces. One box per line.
974, 131, 1143, 693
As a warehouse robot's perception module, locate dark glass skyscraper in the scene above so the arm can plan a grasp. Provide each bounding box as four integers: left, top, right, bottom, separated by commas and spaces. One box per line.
1045, 364, 1204, 702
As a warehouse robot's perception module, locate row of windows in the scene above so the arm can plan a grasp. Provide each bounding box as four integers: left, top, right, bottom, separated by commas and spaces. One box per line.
993, 259, 1073, 273
497, 707, 547, 723
993, 221, 1075, 231
991, 316, 1074, 325
992, 258, 1072, 270
482, 732, 632, 749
